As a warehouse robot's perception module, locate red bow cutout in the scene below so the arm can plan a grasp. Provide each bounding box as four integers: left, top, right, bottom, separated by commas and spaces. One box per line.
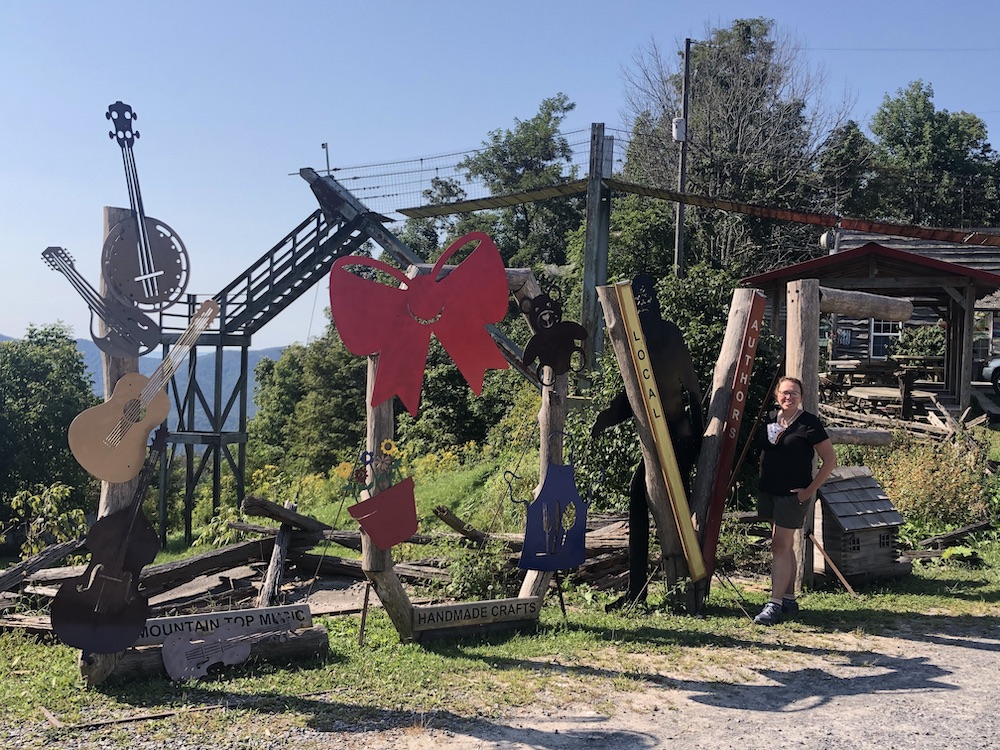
329, 232, 510, 416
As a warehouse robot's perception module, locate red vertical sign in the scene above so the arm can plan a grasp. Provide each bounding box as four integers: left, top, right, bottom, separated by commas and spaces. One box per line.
701, 290, 767, 576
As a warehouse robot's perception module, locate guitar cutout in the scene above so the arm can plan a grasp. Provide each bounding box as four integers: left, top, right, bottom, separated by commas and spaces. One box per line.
50, 427, 165, 655
162, 623, 293, 681
101, 101, 190, 312
68, 299, 219, 483
41, 246, 161, 359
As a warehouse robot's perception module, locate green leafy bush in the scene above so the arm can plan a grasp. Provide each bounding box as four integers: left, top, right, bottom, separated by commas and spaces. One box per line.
837, 431, 999, 541
442, 538, 521, 600
7, 483, 87, 558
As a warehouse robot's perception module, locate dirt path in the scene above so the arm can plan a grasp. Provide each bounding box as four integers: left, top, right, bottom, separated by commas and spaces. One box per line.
299, 620, 998, 750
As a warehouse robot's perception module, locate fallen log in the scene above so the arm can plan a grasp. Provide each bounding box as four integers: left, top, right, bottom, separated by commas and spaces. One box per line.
241, 495, 332, 532
292, 552, 451, 583
0, 539, 83, 593
94, 624, 330, 683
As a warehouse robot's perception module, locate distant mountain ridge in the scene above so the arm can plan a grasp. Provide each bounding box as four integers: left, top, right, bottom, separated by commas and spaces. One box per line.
1, 333, 283, 432
78, 339, 284, 431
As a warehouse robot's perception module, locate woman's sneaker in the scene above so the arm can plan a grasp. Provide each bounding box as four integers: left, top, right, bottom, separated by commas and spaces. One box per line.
753, 601, 784, 626
781, 598, 799, 618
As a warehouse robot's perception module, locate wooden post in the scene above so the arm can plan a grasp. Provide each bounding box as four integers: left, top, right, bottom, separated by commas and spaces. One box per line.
513, 270, 564, 600
80, 206, 142, 687
785, 279, 820, 590
97, 207, 143, 519
255, 501, 295, 608
596, 284, 691, 593
359, 355, 414, 642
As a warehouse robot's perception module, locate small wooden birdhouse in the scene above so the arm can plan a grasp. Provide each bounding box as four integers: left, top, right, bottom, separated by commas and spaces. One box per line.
816, 466, 912, 582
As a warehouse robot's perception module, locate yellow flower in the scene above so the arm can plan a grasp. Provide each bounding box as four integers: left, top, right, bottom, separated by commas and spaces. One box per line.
334, 462, 354, 481
380, 439, 399, 457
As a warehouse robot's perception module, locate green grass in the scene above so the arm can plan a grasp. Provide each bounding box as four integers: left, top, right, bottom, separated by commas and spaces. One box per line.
3, 557, 999, 745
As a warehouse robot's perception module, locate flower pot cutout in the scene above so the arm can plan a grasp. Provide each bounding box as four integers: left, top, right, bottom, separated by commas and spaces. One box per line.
348, 476, 418, 550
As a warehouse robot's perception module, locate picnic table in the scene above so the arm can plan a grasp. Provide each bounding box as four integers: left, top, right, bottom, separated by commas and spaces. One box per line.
846, 385, 935, 417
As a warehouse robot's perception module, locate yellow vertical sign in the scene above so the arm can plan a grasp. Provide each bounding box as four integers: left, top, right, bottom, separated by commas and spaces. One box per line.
614, 281, 706, 583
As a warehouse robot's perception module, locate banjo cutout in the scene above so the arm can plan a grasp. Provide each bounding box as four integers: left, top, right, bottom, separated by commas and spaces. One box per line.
101, 101, 190, 311
329, 231, 509, 416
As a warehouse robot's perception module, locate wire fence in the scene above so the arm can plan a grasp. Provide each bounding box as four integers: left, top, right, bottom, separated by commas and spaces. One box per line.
315, 127, 635, 227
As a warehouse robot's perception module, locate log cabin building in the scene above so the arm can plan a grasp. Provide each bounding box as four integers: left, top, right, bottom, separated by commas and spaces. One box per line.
741, 237, 1000, 412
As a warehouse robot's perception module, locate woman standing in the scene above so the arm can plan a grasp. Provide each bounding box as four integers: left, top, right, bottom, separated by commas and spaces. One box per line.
754, 376, 837, 626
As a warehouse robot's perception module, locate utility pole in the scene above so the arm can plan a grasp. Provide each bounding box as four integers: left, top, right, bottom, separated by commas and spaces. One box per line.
673, 37, 691, 279
321, 142, 330, 174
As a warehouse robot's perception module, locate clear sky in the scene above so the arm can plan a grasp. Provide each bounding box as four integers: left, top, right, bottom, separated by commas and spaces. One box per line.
4, 0, 1000, 349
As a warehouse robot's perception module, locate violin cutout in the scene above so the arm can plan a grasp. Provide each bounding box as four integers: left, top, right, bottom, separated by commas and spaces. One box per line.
50, 427, 166, 655
162, 623, 293, 681
68, 300, 218, 483
101, 101, 190, 311
41, 246, 161, 358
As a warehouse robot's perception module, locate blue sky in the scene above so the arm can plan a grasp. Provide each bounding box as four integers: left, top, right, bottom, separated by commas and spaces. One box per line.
4, 1, 1000, 349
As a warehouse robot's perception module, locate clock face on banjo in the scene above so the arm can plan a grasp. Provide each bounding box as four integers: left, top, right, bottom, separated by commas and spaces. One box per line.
101, 100, 190, 312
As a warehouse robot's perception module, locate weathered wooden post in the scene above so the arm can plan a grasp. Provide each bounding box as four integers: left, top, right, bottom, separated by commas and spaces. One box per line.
359, 355, 414, 642
595, 283, 696, 599
80, 206, 143, 686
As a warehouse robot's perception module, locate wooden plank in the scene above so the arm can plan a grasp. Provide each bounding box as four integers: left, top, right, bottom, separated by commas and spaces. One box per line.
411, 596, 543, 632
108, 624, 330, 682
135, 604, 312, 646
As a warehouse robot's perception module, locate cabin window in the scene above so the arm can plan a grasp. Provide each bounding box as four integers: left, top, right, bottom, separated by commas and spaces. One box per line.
879, 532, 894, 548
870, 319, 901, 358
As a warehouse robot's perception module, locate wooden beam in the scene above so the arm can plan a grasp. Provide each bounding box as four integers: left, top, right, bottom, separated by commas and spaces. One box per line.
818, 287, 912, 322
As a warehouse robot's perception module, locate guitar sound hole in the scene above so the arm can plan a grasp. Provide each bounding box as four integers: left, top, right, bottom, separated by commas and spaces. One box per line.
123, 399, 147, 424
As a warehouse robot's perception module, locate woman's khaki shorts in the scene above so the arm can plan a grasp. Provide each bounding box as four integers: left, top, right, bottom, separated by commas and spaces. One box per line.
757, 491, 808, 529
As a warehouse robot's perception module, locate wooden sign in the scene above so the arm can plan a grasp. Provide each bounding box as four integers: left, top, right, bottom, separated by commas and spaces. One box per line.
701, 290, 767, 576
133, 603, 311, 646
614, 282, 706, 582
411, 596, 542, 632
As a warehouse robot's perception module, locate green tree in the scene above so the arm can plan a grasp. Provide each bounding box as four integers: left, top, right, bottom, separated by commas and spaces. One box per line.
247, 322, 367, 475
623, 18, 849, 276
453, 93, 586, 267
868, 80, 1000, 227
0, 324, 98, 518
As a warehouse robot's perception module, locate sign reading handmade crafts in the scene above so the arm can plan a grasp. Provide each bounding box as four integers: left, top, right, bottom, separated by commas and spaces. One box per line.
411, 596, 542, 632
328, 232, 509, 416
614, 281, 706, 582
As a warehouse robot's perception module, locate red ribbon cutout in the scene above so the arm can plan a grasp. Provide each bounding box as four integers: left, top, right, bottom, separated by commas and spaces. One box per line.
329, 232, 510, 416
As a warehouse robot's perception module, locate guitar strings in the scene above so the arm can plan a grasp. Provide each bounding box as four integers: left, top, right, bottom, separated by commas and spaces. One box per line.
49, 253, 138, 347
104, 306, 216, 446
120, 143, 159, 300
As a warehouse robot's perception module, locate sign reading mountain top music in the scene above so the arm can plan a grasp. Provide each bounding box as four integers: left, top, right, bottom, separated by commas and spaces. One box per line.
134, 604, 312, 646
411, 596, 543, 632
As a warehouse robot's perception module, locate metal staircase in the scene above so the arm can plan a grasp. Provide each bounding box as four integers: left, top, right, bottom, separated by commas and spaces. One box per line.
157, 168, 532, 542
157, 171, 414, 542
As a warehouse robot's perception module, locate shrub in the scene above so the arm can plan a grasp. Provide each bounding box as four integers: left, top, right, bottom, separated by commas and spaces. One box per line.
837, 431, 999, 540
